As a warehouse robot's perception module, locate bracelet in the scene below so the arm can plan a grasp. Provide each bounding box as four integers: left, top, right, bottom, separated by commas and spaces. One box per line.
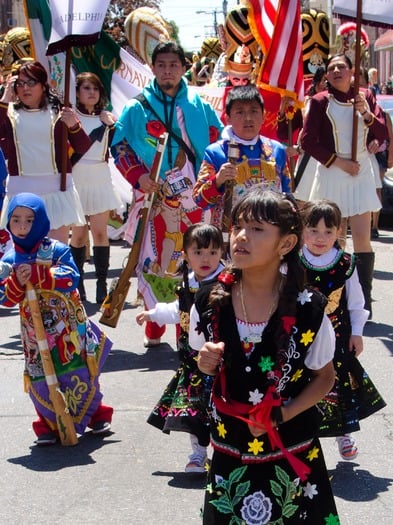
361, 110, 368, 116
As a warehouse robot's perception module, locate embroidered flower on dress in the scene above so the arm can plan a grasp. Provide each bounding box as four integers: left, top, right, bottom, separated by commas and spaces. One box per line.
240, 490, 272, 525
297, 289, 313, 305
281, 315, 296, 334
304, 482, 318, 499
248, 388, 264, 405
146, 120, 166, 138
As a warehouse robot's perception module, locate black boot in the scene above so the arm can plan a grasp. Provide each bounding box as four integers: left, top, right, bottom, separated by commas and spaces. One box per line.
355, 252, 375, 319
93, 246, 110, 304
70, 245, 86, 301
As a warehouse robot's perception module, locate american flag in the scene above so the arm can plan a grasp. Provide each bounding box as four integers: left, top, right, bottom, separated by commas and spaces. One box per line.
247, 0, 304, 106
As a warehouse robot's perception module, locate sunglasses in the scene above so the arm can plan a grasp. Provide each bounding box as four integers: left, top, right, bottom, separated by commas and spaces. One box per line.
15, 79, 39, 88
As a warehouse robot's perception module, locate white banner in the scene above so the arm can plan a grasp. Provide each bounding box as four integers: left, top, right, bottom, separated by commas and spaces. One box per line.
333, 0, 393, 26
48, 0, 111, 51
110, 49, 225, 119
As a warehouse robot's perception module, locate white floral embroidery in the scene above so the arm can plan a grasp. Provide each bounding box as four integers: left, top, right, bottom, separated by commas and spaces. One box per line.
297, 289, 313, 305
248, 388, 264, 405
304, 482, 318, 499
240, 490, 272, 525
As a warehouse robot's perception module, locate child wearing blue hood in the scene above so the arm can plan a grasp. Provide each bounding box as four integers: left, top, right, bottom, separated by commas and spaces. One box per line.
0, 193, 113, 445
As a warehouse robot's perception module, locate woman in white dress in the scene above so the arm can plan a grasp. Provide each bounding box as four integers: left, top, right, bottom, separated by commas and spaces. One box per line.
0, 61, 89, 243
69, 72, 121, 303
301, 54, 388, 317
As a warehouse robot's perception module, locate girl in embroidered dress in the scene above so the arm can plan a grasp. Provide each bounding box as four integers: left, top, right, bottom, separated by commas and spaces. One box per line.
69, 72, 121, 303
0, 61, 90, 244
136, 223, 225, 473
0, 193, 113, 446
299, 199, 386, 461
190, 187, 339, 524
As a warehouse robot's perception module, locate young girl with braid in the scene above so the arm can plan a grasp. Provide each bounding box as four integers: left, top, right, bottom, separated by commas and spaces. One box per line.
189, 187, 340, 524
136, 223, 225, 473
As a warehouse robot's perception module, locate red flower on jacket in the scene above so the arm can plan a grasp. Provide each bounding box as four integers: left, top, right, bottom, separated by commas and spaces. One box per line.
209, 125, 220, 144
146, 120, 167, 138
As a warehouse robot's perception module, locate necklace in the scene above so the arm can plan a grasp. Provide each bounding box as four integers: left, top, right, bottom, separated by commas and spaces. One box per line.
239, 279, 278, 344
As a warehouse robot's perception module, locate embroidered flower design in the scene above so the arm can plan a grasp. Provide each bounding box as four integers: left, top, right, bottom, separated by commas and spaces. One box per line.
240, 490, 272, 525
291, 368, 303, 382
258, 355, 275, 373
248, 438, 264, 456
304, 482, 318, 500
306, 446, 320, 461
209, 125, 220, 143
297, 289, 313, 305
146, 120, 166, 138
300, 329, 315, 346
282, 315, 296, 334
217, 271, 236, 286
248, 388, 264, 405
217, 421, 227, 438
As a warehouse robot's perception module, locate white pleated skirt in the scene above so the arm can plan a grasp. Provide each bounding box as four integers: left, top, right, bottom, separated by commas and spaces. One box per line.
293, 154, 319, 202
72, 160, 122, 216
0, 174, 86, 230
309, 152, 381, 217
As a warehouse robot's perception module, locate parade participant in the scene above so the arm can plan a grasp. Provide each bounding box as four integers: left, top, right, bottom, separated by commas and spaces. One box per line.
0, 193, 113, 445
111, 41, 223, 347
276, 66, 327, 203
69, 72, 121, 303
137, 223, 225, 473
193, 84, 290, 229
301, 53, 387, 317
189, 187, 339, 524
299, 199, 386, 460
0, 60, 90, 244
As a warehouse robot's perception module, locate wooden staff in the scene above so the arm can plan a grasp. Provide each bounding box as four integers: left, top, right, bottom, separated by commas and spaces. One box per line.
351, 0, 363, 162
60, 48, 72, 191
25, 281, 78, 446
99, 132, 169, 328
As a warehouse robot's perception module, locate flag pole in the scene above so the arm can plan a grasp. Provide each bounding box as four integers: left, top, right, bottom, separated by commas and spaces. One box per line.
351, 0, 363, 161
60, 48, 71, 191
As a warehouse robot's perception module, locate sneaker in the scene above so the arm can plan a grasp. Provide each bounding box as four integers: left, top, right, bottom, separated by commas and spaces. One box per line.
35, 432, 58, 446
143, 337, 161, 348
185, 453, 207, 474
91, 421, 111, 435
336, 434, 358, 460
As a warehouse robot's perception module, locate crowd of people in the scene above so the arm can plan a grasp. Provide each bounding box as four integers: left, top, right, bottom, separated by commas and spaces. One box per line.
0, 33, 389, 524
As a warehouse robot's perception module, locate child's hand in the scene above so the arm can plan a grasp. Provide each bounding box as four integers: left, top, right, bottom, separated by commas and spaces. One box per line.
349, 335, 363, 357
136, 311, 150, 325
15, 264, 32, 286
215, 162, 237, 189
197, 341, 224, 375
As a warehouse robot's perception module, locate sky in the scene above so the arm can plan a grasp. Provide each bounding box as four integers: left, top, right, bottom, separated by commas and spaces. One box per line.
160, 0, 241, 52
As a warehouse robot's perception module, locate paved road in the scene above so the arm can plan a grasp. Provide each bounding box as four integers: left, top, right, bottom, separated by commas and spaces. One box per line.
0, 231, 392, 524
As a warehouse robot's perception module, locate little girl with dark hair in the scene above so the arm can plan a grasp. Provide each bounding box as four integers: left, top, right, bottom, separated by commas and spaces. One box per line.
136, 223, 225, 473
190, 187, 339, 524
299, 199, 385, 461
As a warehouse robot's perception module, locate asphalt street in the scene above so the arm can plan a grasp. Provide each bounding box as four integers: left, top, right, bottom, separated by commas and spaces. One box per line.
0, 230, 392, 524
